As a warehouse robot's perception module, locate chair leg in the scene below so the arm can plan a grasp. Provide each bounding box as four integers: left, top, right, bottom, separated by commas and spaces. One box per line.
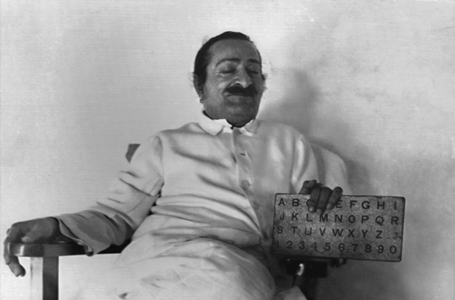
30, 257, 59, 300
300, 277, 318, 300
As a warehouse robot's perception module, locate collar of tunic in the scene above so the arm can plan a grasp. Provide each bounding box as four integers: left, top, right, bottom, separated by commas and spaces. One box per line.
198, 111, 258, 136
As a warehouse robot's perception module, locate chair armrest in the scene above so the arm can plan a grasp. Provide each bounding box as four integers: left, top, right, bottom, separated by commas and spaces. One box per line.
7, 143, 139, 259
6, 241, 127, 300
8, 241, 127, 257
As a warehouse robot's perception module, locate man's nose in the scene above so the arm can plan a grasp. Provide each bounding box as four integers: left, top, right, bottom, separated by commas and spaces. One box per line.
234, 68, 252, 87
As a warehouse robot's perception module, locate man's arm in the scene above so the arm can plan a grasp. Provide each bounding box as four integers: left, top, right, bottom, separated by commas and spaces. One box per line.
4, 135, 164, 276
56, 135, 163, 253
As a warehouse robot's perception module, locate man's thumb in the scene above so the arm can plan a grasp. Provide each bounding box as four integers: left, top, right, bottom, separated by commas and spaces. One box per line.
20, 232, 39, 243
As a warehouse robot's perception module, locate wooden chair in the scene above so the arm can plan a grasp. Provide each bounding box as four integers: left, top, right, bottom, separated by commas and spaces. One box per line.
6, 144, 329, 300
7, 241, 328, 300
7, 241, 128, 300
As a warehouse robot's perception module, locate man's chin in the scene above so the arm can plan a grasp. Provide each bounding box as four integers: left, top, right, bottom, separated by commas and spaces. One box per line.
225, 109, 258, 127
226, 96, 258, 110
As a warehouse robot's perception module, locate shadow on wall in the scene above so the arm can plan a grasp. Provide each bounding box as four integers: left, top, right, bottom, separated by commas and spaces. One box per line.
260, 68, 372, 194
259, 69, 318, 138
260, 68, 409, 299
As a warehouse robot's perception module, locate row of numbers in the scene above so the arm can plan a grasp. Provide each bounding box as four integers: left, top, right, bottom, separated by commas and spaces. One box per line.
278, 240, 398, 254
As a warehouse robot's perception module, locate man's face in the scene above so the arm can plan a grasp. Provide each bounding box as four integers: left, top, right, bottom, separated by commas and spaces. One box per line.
201, 39, 265, 127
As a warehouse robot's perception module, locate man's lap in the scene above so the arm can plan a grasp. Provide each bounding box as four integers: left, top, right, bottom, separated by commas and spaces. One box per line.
76, 237, 276, 299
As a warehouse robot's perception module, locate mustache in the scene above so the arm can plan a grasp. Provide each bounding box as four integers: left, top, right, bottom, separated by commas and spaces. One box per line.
225, 84, 257, 97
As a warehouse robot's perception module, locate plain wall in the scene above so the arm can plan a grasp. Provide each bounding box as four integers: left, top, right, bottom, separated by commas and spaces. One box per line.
1, 1, 454, 299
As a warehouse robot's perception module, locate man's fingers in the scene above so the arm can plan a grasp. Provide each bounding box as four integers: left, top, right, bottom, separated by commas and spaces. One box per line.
299, 180, 317, 194
6, 257, 25, 277
301, 181, 344, 215
4, 224, 29, 277
20, 230, 42, 243
3, 238, 11, 265
308, 183, 323, 212
5, 226, 22, 242
3, 235, 26, 277
327, 186, 343, 210
4, 226, 21, 264
315, 187, 332, 215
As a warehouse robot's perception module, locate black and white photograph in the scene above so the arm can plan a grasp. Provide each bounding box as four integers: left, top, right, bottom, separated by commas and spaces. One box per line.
1, 1, 454, 299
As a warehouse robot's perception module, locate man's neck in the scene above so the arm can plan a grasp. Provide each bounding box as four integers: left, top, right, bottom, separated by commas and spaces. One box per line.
202, 111, 253, 128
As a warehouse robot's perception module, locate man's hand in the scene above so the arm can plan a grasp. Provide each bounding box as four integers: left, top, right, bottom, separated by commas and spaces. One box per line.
299, 180, 343, 215
299, 180, 346, 268
3, 217, 65, 277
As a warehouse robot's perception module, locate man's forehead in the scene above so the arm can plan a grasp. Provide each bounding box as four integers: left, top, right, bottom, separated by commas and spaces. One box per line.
208, 39, 261, 65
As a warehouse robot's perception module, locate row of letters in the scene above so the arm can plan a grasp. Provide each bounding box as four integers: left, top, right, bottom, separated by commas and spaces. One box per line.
278, 212, 401, 226
278, 198, 400, 211
275, 226, 403, 240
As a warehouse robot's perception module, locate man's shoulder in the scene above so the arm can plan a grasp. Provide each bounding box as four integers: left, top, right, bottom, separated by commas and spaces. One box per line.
154, 122, 203, 138
160, 122, 200, 132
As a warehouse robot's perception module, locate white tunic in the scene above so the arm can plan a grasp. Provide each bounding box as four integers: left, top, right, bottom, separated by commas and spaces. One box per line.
58, 113, 351, 300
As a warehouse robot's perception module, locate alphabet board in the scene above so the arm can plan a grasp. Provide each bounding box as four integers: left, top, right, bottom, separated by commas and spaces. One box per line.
272, 194, 405, 261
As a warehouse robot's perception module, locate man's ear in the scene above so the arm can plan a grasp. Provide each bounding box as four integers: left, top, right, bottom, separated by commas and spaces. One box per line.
192, 74, 204, 100
260, 72, 267, 93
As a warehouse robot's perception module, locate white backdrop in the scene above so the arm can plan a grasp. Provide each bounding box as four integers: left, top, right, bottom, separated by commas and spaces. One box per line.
1, 1, 454, 299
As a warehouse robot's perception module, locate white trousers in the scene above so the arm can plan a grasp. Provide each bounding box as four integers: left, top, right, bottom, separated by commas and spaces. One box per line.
75, 237, 306, 300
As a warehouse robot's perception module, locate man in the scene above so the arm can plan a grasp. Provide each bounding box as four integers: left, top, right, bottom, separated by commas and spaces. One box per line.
4, 32, 350, 299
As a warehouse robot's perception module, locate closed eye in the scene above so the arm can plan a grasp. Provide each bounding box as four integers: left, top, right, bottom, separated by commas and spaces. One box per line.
247, 69, 261, 76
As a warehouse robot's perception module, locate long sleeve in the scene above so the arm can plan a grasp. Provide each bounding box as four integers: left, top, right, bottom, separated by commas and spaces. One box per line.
56, 135, 164, 254
310, 143, 352, 194
289, 132, 352, 195
290, 134, 320, 193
